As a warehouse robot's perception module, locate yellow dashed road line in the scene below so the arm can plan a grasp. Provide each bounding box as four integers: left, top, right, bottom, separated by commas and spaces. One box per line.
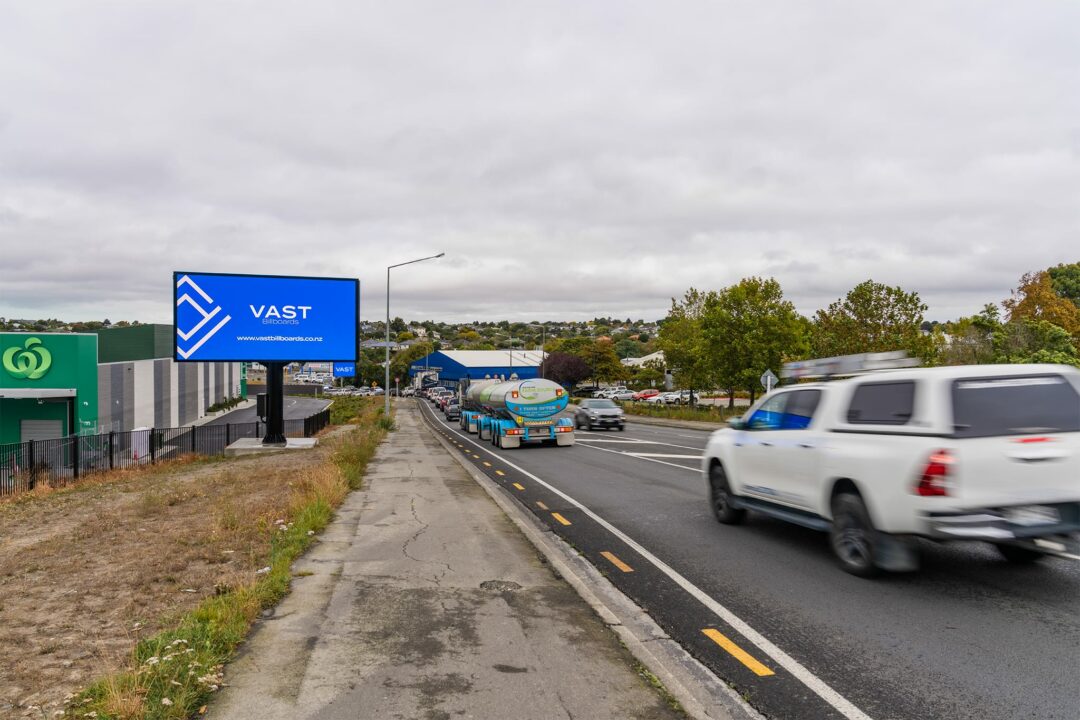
600, 551, 633, 573
483, 461, 492, 467
495, 470, 506, 477
551, 512, 572, 526
536, 501, 549, 510
702, 628, 775, 677
512, 482, 525, 491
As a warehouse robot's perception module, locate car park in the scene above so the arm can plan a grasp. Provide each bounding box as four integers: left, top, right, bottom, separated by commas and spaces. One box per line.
574, 399, 625, 431
632, 389, 660, 401
703, 358, 1080, 577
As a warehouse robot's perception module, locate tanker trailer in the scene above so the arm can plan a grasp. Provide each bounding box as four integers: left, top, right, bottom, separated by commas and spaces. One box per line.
459, 379, 499, 434
469, 378, 575, 448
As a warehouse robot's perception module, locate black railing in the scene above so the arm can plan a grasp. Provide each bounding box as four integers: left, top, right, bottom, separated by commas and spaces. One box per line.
0, 407, 332, 497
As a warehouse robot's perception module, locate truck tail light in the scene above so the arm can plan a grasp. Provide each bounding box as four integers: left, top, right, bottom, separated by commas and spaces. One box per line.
915, 449, 953, 497
555, 426, 573, 433
556, 388, 564, 397
511, 391, 519, 398
506, 428, 524, 436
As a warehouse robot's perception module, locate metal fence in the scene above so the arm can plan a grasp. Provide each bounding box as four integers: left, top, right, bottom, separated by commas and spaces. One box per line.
0, 408, 331, 497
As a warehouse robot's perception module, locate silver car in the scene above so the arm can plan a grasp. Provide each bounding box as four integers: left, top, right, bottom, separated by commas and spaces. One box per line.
574, 399, 625, 431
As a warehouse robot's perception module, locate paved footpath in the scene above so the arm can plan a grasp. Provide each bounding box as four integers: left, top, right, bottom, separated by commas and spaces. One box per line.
210, 404, 683, 720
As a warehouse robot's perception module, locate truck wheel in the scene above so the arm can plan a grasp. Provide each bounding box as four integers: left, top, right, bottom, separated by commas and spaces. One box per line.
829, 493, 880, 578
994, 544, 1047, 564
709, 463, 746, 525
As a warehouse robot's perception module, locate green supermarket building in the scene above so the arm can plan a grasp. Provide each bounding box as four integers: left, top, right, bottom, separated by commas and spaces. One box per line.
0, 326, 243, 446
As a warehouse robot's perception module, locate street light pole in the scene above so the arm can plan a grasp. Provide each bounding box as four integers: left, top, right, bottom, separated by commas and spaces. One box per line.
386, 252, 444, 417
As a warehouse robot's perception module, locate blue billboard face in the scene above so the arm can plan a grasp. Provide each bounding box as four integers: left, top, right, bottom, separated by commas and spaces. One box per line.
174, 272, 358, 362
333, 362, 356, 377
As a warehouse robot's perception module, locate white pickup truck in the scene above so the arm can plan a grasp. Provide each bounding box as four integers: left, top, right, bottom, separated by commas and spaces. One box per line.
702, 364, 1080, 576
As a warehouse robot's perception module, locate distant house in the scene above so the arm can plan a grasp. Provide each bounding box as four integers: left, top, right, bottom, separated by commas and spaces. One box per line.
621, 351, 665, 368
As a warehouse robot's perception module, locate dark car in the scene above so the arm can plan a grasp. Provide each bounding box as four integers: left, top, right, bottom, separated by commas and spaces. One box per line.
444, 400, 461, 421
574, 398, 625, 431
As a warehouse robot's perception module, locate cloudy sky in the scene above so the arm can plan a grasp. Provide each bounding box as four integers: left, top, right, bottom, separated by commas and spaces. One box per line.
1, 1, 1077, 324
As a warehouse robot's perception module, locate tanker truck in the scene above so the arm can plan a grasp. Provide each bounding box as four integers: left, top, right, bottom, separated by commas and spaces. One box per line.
459, 378, 575, 448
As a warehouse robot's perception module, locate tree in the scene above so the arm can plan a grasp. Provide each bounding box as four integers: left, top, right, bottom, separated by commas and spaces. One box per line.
811, 279, 933, 360
388, 341, 434, 387
1004, 270, 1080, 338
994, 319, 1079, 366
390, 316, 407, 334
615, 338, 645, 359
1047, 262, 1080, 307
581, 339, 625, 384
543, 352, 591, 390
658, 288, 715, 406
702, 277, 808, 405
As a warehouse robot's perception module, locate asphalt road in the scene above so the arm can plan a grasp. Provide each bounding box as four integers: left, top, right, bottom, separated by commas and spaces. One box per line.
207, 397, 331, 425
417, 399, 1080, 720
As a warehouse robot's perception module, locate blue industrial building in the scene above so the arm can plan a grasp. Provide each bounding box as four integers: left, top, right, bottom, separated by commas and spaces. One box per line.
409, 350, 547, 389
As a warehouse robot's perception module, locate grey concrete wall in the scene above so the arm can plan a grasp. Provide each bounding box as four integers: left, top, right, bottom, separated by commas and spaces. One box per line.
154, 359, 171, 428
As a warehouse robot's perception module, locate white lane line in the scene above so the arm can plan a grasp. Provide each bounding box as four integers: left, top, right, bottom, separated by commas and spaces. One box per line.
579, 434, 705, 452
626, 453, 704, 460
577, 442, 700, 473
575, 438, 650, 444
419, 402, 871, 720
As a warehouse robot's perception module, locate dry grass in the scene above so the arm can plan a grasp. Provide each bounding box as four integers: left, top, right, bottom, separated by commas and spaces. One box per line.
64, 398, 389, 720
0, 399, 388, 719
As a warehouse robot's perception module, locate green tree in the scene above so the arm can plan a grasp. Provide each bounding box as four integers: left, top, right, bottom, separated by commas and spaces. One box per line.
703, 277, 808, 405
581, 339, 625, 384
390, 317, 407, 334
1004, 270, 1080, 339
657, 288, 715, 406
1047, 262, 1080, 307
614, 338, 645, 359
388, 341, 434, 388
994, 319, 1079, 366
811, 279, 933, 360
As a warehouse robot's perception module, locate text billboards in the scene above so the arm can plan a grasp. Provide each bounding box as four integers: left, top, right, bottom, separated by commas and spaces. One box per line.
333, 362, 356, 377
174, 272, 358, 362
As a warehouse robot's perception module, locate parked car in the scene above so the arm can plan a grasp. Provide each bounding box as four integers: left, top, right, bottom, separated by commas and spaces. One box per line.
645, 393, 668, 404
679, 390, 700, 404
574, 399, 625, 431
611, 389, 635, 401
632, 389, 660, 401
703, 362, 1080, 577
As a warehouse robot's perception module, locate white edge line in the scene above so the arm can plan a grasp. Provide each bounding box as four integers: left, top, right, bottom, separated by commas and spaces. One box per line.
420, 401, 874, 720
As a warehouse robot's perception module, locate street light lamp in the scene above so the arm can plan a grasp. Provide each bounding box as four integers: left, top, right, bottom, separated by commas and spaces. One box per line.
386, 252, 444, 416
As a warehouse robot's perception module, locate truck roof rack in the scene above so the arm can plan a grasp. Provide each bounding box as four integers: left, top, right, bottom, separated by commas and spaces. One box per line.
782, 351, 920, 380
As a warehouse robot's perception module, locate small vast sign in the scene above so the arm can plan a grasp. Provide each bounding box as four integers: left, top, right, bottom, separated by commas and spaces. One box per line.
174, 272, 358, 362
333, 362, 356, 377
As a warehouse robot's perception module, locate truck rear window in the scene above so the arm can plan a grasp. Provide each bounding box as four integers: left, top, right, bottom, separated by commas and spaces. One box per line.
951, 374, 1080, 438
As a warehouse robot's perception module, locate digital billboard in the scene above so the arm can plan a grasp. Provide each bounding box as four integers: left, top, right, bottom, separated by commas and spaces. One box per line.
174, 272, 358, 362
333, 362, 356, 377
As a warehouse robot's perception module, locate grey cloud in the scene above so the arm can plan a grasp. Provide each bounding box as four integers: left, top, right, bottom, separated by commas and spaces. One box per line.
0, 1, 1077, 327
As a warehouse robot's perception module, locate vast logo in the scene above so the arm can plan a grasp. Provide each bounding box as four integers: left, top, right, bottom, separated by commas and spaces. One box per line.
3, 337, 53, 380
176, 275, 232, 360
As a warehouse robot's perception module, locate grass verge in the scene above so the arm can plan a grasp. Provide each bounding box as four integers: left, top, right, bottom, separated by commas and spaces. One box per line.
67, 399, 389, 719
618, 402, 739, 424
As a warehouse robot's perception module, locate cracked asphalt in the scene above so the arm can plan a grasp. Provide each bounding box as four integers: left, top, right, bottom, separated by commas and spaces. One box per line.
209, 402, 683, 720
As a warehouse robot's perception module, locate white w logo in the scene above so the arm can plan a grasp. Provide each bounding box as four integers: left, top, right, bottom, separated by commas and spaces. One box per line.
176, 275, 232, 359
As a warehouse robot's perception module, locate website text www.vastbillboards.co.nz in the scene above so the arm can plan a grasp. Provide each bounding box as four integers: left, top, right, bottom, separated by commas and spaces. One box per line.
235, 335, 324, 342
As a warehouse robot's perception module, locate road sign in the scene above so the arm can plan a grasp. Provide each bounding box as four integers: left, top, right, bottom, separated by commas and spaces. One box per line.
760, 369, 778, 392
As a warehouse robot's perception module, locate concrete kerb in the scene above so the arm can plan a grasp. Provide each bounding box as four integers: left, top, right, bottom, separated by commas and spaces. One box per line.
418, 412, 765, 720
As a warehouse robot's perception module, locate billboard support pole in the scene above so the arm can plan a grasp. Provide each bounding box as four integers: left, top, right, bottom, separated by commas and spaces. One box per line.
263, 361, 287, 446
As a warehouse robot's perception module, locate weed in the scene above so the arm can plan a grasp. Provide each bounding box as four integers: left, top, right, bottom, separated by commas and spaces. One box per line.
68, 400, 390, 720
